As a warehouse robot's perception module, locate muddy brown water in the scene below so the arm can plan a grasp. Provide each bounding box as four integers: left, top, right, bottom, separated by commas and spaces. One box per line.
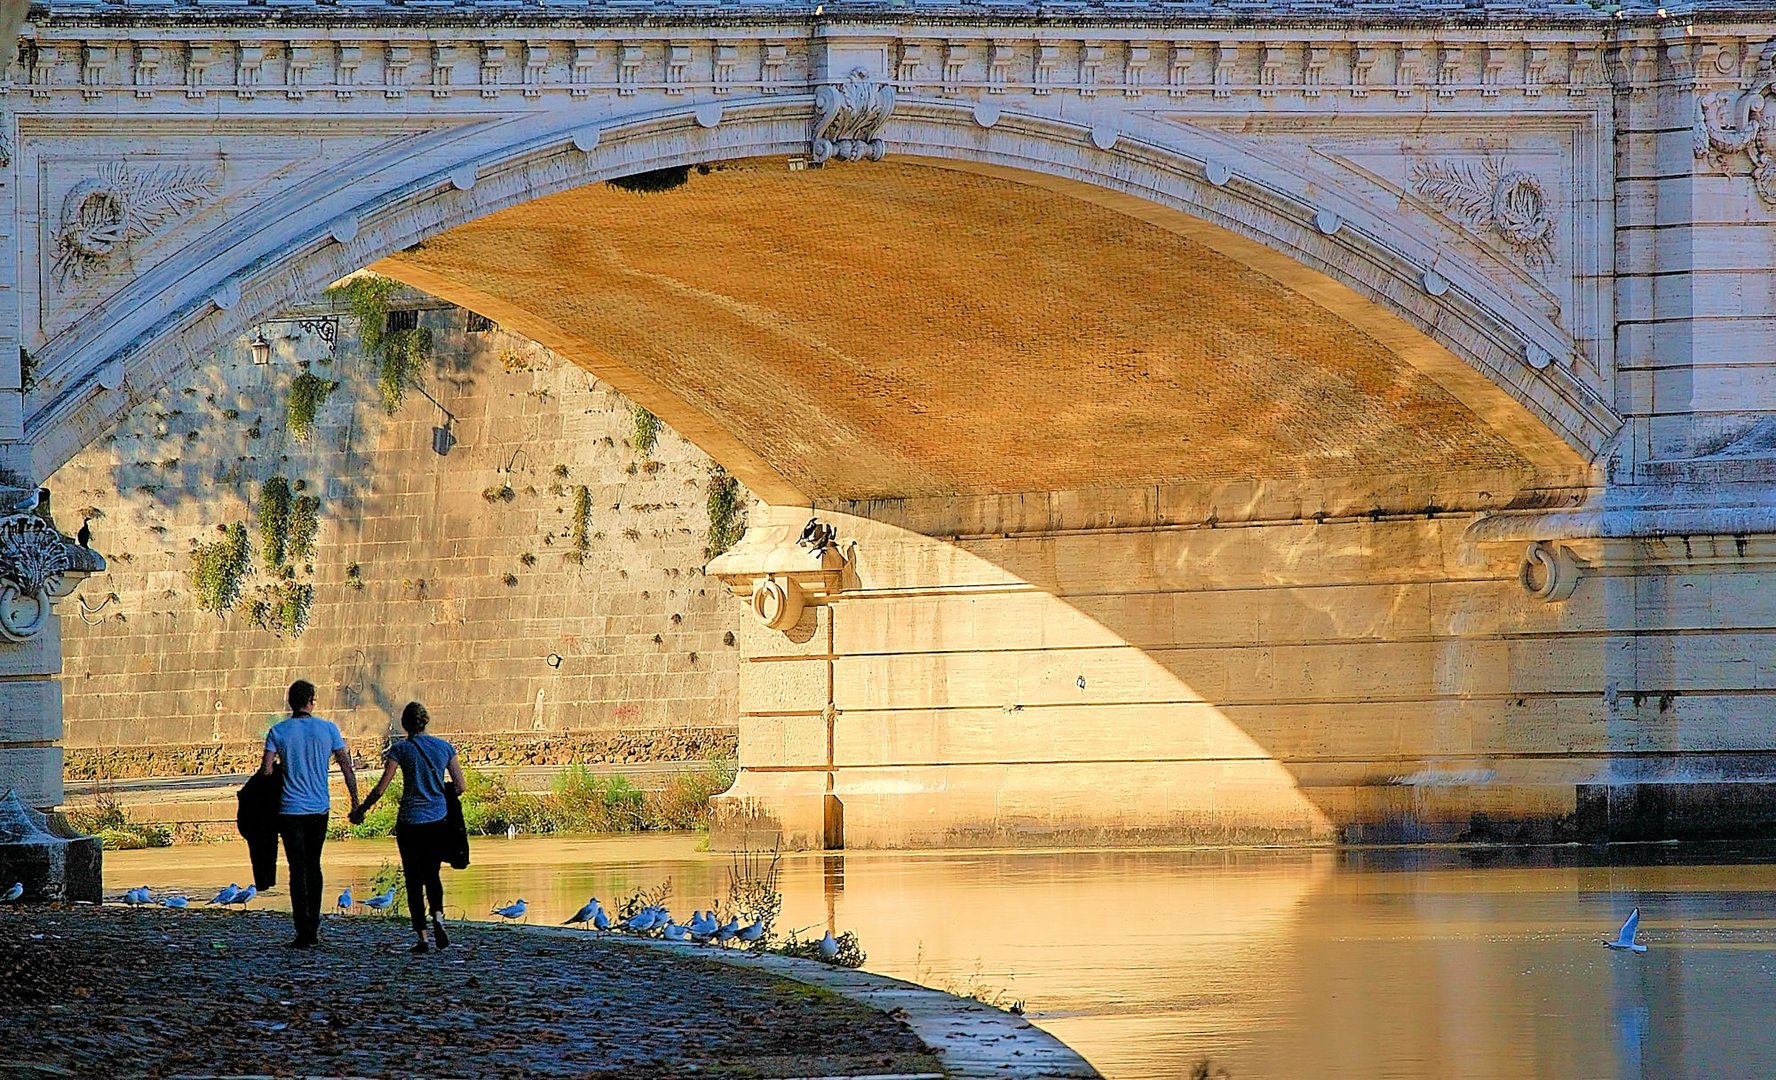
107, 835, 1776, 1079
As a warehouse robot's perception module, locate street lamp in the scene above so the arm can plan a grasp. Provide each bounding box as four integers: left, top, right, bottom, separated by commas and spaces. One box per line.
248, 330, 272, 366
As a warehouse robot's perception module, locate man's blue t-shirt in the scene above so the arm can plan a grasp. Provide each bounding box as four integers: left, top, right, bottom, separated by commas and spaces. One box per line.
265, 715, 346, 815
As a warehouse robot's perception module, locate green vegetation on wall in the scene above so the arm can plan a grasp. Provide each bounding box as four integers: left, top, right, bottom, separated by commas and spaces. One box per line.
190, 522, 252, 616
325, 273, 433, 415
630, 405, 660, 458
287, 368, 339, 443
569, 484, 592, 564
257, 477, 291, 571
705, 465, 745, 559
289, 495, 320, 564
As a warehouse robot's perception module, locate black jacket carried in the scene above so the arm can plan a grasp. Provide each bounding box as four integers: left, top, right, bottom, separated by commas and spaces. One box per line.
236, 764, 284, 891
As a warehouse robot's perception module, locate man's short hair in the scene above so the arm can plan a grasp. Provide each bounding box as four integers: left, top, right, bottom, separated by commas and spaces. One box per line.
288, 679, 317, 713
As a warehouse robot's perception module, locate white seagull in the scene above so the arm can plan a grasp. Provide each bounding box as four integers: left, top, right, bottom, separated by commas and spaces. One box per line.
715, 917, 739, 944
818, 931, 840, 959
225, 885, 257, 908
492, 898, 527, 922
1604, 908, 1648, 953
564, 898, 601, 929
361, 887, 396, 913
592, 904, 611, 931
208, 884, 241, 905
662, 921, 690, 942
162, 896, 189, 909
336, 887, 353, 914
0, 882, 22, 903
736, 920, 765, 944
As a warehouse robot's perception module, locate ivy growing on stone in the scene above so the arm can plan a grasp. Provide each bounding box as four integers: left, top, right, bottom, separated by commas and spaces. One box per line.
287, 368, 338, 443
190, 522, 252, 616
324, 273, 434, 416
705, 465, 745, 560
630, 405, 660, 458
257, 477, 291, 572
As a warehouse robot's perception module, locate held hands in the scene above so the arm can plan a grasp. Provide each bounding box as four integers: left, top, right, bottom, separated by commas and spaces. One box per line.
348, 802, 366, 826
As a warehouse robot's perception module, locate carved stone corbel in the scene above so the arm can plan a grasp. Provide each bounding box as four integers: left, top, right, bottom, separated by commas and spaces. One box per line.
0, 508, 105, 641
1694, 41, 1776, 205
707, 519, 849, 633
811, 68, 895, 165
1518, 540, 1582, 603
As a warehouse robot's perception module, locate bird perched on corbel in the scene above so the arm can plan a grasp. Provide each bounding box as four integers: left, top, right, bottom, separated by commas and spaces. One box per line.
797, 517, 838, 560
77, 517, 92, 549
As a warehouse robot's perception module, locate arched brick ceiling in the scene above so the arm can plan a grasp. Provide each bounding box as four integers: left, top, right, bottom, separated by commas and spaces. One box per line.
380, 159, 1531, 501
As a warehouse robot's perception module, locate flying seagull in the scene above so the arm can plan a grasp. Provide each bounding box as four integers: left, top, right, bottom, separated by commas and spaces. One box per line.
492, 898, 527, 922
1604, 908, 1648, 953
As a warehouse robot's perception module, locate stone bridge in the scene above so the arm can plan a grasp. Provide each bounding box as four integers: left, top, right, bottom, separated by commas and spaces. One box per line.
3, 0, 1776, 876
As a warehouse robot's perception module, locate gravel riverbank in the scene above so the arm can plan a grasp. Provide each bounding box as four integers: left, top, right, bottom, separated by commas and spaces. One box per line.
0, 905, 943, 1079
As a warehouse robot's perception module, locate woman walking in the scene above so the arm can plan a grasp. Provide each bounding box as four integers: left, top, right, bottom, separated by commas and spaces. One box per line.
351, 701, 466, 953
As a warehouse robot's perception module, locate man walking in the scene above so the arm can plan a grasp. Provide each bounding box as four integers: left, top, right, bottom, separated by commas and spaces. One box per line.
261, 679, 359, 948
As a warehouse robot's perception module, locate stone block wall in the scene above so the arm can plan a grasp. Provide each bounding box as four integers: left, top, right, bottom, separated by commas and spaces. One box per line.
48, 290, 743, 778
716, 480, 1776, 849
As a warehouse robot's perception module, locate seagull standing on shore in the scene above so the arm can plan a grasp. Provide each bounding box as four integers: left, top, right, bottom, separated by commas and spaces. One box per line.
592, 904, 611, 931
736, 920, 765, 944
361, 887, 396, 913
1605, 908, 1648, 953
162, 896, 188, 909
1, 882, 22, 903
564, 898, 601, 929
662, 921, 690, 942
336, 887, 352, 914
225, 885, 257, 908
819, 931, 840, 959
493, 899, 527, 922
208, 884, 241, 905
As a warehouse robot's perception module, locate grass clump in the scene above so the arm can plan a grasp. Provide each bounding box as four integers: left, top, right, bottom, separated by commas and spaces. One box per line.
287, 369, 338, 443
568, 485, 592, 564
630, 405, 660, 458
190, 522, 252, 615
288, 495, 321, 563
258, 477, 291, 571
705, 465, 746, 559
65, 796, 172, 850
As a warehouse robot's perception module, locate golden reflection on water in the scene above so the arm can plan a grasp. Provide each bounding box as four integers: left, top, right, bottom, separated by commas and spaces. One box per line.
107, 837, 1776, 1080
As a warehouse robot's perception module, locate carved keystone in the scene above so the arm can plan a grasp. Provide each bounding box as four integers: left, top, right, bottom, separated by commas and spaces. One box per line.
811, 69, 895, 165
0, 506, 105, 642
707, 520, 849, 632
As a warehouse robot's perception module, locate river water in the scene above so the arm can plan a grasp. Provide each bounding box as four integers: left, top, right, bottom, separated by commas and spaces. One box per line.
107, 836, 1776, 1079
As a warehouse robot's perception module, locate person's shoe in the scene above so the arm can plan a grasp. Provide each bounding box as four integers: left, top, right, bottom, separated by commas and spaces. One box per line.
410, 939, 430, 954
284, 936, 315, 950
431, 913, 450, 950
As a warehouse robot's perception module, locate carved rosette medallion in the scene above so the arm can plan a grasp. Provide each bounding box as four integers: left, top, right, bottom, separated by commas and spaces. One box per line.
51, 162, 218, 285
0, 512, 103, 641
811, 69, 896, 165
1410, 158, 1556, 266
1694, 42, 1776, 205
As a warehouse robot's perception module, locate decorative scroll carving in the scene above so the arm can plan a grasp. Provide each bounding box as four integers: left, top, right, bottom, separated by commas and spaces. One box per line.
51, 161, 217, 285
1694, 42, 1776, 205
811, 69, 895, 165
1409, 158, 1555, 266
1519, 541, 1581, 603
0, 509, 103, 641
0, 114, 13, 169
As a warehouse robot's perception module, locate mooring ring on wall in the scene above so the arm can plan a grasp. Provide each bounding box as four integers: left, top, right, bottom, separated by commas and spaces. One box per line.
1519, 541, 1581, 603
751, 575, 804, 630
0, 582, 50, 642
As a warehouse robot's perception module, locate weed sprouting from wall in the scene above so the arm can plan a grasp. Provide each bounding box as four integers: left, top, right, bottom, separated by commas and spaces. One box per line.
345, 562, 364, 590
630, 404, 660, 458
705, 465, 746, 559
324, 273, 433, 415
378, 326, 432, 415
189, 522, 252, 616
482, 484, 516, 503
287, 368, 338, 443
569, 484, 592, 564
288, 495, 320, 564
257, 477, 291, 571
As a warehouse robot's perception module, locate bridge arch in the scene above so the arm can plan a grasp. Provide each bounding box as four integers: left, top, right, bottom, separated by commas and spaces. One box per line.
26, 95, 1610, 490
